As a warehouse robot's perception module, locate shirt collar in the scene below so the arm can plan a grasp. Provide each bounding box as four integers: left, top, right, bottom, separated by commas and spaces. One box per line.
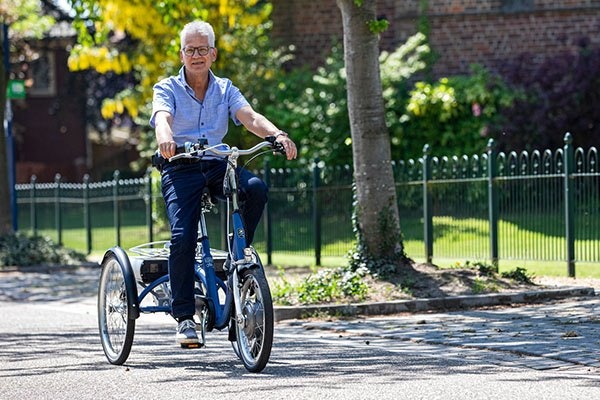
178, 67, 215, 92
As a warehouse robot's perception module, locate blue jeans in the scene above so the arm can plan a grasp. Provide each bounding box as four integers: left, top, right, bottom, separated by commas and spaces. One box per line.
160, 160, 268, 319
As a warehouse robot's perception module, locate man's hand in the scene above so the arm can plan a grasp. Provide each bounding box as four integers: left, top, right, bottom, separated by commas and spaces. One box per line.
275, 133, 297, 161
158, 140, 177, 159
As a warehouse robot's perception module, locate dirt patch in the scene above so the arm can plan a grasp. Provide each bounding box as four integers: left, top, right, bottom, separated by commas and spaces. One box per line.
362, 262, 538, 302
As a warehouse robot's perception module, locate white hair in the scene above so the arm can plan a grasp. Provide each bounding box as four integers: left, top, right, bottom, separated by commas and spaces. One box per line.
180, 21, 216, 48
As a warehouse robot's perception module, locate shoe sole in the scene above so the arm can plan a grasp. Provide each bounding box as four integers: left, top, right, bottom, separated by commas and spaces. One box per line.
180, 342, 203, 349
177, 336, 204, 348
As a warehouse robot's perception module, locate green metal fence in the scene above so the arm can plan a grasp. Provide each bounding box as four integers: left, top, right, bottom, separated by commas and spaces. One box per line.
15, 133, 599, 275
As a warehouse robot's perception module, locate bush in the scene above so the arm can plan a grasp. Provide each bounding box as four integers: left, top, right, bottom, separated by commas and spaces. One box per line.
501, 267, 535, 284
0, 233, 88, 268
494, 37, 600, 151
272, 265, 369, 305
396, 64, 518, 159
264, 34, 518, 165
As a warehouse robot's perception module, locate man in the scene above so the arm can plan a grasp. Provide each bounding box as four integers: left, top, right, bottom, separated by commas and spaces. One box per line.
150, 20, 297, 346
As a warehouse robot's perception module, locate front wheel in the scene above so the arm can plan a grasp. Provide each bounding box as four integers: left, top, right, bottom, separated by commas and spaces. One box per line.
98, 254, 136, 365
232, 267, 274, 372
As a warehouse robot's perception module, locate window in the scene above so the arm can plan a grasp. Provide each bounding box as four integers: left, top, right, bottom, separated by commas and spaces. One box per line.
28, 51, 56, 97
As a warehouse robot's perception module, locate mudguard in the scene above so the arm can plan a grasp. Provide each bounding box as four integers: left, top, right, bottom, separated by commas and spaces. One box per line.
102, 246, 140, 320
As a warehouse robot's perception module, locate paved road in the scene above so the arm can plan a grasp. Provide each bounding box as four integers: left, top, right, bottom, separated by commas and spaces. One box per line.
0, 267, 599, 399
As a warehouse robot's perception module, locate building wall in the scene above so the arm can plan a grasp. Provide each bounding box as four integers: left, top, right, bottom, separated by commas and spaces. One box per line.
272, 0, 600, 76
12, 41, 89, 183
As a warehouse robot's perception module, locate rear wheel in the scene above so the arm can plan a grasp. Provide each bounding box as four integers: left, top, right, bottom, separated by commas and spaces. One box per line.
98, 254, 136, 365
233, 267, 274, 372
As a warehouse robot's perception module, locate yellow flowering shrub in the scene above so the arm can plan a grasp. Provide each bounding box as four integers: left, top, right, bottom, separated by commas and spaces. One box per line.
69, 0, 269, 121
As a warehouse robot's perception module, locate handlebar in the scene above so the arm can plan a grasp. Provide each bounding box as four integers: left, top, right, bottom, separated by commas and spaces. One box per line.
167, 136, 285, 163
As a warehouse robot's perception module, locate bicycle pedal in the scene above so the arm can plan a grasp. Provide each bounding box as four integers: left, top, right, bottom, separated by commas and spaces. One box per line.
180, 342, 204, 349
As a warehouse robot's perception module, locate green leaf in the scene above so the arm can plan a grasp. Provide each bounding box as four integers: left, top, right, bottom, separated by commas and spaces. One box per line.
367, 18, 389, 34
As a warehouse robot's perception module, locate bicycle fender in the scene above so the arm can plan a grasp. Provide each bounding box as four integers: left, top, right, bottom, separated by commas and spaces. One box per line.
102, 246, 141, 320
235, 262, 261, 275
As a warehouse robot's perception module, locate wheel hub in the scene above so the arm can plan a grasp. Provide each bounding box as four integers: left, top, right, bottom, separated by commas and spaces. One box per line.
242, 301, 263, 338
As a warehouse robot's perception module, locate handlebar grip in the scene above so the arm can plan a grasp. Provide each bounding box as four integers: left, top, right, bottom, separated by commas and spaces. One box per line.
265, 136, 286, 155
151, 151, 166, 170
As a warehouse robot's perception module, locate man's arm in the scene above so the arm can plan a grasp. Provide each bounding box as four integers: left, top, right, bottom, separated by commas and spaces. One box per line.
236, 105, 297, 160
154, 111, 178, 159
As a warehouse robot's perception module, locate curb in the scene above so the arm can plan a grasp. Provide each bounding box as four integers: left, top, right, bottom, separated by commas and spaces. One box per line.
273, 286, 597, 322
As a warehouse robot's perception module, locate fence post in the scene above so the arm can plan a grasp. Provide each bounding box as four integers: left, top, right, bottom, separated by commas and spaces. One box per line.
487, 139, 499, 271
263, 159, 272, 265
312, 158, 322, 266
54, 173, 62, 246
564, 133, 576, 277
83, 174, 92, 254
145, 168, 153, 243
422, 144, 433, 263
30, 175, 37, 236
113, 170, 121, 247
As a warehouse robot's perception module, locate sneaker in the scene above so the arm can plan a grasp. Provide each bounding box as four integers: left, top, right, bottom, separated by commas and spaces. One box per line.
176, 319, 199, 345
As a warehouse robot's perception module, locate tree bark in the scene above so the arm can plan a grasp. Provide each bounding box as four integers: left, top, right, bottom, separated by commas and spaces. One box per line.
336, 0, 403, 260
0, 24, 12, 235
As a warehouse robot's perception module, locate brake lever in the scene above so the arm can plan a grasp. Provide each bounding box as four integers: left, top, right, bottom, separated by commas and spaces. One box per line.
265, 136, 286, 155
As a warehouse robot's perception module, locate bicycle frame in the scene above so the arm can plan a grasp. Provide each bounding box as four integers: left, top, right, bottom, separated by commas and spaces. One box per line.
99, 138, 280, 370
131, 142, 271, 329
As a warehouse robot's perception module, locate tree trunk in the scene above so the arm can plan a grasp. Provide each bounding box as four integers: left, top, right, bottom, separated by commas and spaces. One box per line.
336, 0, 404, 261
0, 25, 12, 235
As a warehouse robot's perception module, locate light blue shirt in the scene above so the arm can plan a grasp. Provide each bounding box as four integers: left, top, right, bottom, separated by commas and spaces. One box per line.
150, 67, 249, 147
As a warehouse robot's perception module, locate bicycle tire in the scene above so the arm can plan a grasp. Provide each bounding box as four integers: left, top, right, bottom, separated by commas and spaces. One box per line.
98, 254, 136, 365
233, 267, 274, 372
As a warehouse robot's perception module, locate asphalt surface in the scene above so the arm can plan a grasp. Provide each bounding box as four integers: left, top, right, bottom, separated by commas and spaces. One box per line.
0, 265, 599, 399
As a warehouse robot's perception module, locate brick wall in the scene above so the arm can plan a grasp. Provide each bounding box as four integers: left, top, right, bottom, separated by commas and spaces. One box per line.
272, 0, 600, 76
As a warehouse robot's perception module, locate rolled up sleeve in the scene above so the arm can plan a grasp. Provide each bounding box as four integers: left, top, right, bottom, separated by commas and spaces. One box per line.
150, 81, 175, 128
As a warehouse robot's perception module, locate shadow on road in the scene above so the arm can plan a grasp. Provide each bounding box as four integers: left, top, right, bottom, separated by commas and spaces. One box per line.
0, 266, 100, 302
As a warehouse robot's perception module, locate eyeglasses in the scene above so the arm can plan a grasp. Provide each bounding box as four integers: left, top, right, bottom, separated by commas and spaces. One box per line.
182, 46, 213, 57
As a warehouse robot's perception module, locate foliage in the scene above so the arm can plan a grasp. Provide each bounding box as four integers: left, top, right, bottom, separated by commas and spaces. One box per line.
265, 32, 517, 165
493, 37, 600, 152
471, 277, 500, 294
501, 267, 535, 284
265, 33, 431, 167
271, 265, 369, 305
0, 0, 54, 36
368, 18, 389, 35
0, 232, 87, 268
452, 260, 535, 285
451, 260, 496, 276
262, 45, 351, 167
396, 64, 519, 158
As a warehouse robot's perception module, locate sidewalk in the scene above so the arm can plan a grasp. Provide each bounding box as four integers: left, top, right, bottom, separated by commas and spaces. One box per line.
282, 296, 600, 369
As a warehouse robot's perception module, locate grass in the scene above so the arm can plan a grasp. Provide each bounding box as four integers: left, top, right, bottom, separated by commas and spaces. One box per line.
20, 212, 600, 279
410, 257, 600, 279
